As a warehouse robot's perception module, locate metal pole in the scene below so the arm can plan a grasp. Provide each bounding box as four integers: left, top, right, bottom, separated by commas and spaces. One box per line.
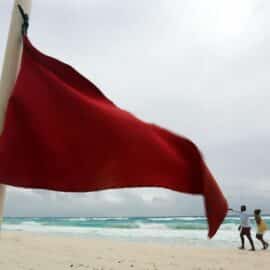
0, 0, 32, 231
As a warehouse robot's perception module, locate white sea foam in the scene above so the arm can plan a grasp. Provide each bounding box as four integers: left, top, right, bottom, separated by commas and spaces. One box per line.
178, 217, 206, 221
219, 223, 239, 231
3, 216, 267, 248
136, 222, 168, 230
148, 217, 175, 221
67, 218, 88, 221
91, 217, 129, 221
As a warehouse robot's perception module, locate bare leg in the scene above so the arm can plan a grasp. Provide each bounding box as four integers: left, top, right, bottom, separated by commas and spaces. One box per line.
257, 234, 269, 249
256, 234, 265, 248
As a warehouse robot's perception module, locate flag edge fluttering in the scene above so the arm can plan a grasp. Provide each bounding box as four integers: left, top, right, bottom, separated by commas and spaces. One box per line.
0, 36, 228, 238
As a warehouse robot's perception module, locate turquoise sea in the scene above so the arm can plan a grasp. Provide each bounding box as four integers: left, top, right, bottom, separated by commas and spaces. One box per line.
2, 216, 270, 247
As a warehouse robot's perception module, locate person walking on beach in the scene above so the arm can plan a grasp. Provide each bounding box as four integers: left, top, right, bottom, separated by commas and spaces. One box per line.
254, 209, 269, 250
229, 205, 255, 251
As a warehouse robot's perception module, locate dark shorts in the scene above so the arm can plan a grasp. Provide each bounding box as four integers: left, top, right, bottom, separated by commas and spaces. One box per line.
241, 227, 251, 236
256, 233, 264, 239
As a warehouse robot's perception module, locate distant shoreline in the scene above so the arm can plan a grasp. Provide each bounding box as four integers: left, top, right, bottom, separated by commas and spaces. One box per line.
4, 214, 270, 218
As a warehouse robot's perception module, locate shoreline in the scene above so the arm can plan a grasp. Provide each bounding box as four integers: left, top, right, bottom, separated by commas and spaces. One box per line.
0, 229, 222, 248
0, 231, 269, 270
3, 215, 260, 248
1, 228, 240, 248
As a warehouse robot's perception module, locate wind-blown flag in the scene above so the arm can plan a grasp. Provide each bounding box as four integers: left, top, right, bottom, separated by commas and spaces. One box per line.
0, 36, 228, 237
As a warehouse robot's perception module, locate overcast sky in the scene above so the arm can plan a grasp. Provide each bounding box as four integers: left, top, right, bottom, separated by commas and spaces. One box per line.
0, 0, 269, 217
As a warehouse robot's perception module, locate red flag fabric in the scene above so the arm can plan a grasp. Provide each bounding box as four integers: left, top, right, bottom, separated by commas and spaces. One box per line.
0, 36, 228, 237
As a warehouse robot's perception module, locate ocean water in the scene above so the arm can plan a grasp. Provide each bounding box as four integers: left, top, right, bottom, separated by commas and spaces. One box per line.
2, 216, 270, 247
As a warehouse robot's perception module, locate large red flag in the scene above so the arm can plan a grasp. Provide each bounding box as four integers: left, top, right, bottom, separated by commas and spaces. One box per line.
0, 36, 228, 237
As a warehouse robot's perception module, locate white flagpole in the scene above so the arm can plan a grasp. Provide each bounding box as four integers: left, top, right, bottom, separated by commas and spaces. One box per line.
0, 0, 32, 232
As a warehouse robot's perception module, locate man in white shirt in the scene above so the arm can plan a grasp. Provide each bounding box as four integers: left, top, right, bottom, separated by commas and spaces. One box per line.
229, 205, 255, 251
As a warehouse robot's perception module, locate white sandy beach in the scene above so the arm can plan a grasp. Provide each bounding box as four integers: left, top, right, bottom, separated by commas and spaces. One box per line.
0, 231, 269, 270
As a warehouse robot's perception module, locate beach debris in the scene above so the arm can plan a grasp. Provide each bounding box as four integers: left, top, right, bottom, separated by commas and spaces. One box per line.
69, 263, 90, 268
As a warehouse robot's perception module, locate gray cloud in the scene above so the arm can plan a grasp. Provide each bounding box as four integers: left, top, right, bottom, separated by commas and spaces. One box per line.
0, 0, 269, 217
